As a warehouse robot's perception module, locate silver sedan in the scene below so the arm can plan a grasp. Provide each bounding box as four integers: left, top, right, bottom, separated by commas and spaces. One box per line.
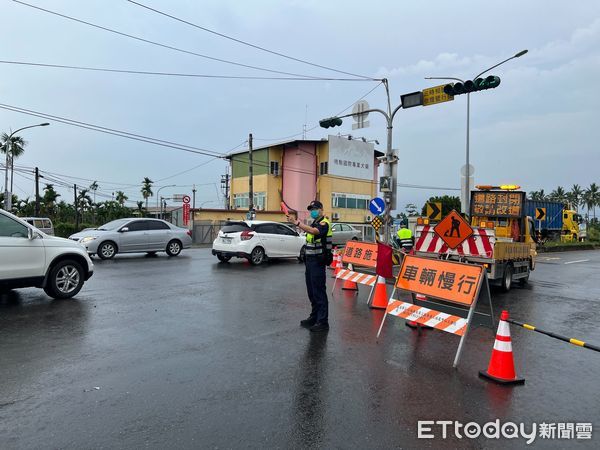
69, 218, 192, 259
330, 223, 362, 246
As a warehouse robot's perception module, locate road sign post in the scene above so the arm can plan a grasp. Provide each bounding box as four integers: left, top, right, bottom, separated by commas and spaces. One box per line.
426, 202, 442, 221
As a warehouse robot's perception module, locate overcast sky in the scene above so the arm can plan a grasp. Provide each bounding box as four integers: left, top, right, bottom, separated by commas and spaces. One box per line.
1, 0, 599, 213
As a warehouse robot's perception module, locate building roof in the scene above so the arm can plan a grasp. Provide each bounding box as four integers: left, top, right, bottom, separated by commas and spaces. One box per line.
225, 138, 384, 158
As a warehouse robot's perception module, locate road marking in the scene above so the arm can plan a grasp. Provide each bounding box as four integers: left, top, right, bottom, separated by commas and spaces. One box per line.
564, 259, 589, 265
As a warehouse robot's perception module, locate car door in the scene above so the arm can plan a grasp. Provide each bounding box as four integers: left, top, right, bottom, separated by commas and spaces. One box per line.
253, 223, 280, 257
118, 220, 149, 252
331, 223, 342, 246
147, 220, 171, 250
342, 224, 356, 242
0, 213, 45, 281
275, 224, 302, 256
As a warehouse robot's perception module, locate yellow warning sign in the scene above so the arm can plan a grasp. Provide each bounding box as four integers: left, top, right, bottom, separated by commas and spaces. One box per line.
423, 84, 454, 106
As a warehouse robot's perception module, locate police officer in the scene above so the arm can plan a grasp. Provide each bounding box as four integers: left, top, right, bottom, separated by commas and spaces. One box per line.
287, 200, 332, 332
396, 222, 414, 252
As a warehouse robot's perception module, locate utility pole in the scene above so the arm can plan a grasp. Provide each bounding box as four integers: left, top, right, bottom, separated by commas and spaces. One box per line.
248, 133, 254, 215
192, 184, 196, 243
74, 184, 79, 229
35, 167, 40, 216
221, 173, 230, 209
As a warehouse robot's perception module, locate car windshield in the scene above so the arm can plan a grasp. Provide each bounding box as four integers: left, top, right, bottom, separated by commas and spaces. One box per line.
97, 219, 130, 231
221, 222, 251, 233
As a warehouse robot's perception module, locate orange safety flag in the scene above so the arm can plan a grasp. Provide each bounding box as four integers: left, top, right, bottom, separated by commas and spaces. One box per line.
376, 242, 393, 279
280, 201, 290, 215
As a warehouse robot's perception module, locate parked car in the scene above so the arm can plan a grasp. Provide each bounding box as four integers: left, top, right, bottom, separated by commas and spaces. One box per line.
212, 220, 305, 265
21, 217, 54, 235
0, 209, 94, 299
331, 223, 361, 246
69, 218, 192, 259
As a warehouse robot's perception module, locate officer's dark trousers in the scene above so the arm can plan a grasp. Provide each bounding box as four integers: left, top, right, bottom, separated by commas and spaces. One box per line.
304, 256, 328, 324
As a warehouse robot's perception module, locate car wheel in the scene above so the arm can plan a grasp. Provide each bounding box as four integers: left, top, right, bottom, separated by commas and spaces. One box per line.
43, 259, 84, 299
298, 246, 306, 262
98, 241, 117, 260
250, 247, 265, 265
501, 264, 513, 292
217, 254, 231, 263
166, 239, 182, 257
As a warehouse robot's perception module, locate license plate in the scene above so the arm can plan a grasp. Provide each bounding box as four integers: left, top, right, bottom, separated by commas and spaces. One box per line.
221, 237, 232, 244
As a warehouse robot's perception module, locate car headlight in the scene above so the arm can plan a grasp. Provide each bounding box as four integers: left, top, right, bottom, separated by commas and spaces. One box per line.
80, 236, 97, 244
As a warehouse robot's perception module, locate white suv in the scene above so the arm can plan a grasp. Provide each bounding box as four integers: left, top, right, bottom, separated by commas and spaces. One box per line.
0, 209, 94, 299
212, 220, 305, 265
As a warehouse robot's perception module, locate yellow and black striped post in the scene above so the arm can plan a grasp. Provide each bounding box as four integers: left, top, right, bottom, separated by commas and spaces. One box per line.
507, 318, 600, 353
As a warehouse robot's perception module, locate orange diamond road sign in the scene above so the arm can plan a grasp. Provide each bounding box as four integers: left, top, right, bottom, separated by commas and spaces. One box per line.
433, 209, 473, 249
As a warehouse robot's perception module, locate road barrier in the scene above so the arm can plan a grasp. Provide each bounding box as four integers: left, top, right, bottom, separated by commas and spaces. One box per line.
507, 318, 600, 353
332, 241, 378, 297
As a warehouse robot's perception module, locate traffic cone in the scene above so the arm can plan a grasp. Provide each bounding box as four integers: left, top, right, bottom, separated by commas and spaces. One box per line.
342, 263, 358, 291
332, 251, 342, 278
406, 294, 430, 329
369, 276, 388, 309
329, 246, 338, 270
479, 310, 525, 385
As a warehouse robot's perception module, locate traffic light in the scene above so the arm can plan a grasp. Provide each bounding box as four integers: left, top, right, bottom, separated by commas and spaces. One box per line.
319, 117, 343, 128
443, 75, 501, 96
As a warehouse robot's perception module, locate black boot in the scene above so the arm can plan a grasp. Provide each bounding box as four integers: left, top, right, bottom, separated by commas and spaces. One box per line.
300, 316, 317, 328
309, 322, 329, 332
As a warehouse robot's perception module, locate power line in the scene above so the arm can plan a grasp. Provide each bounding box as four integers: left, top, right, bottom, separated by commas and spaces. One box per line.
0, 60, 372, 82
126, 0, 377, 81
11, 0, 339, 80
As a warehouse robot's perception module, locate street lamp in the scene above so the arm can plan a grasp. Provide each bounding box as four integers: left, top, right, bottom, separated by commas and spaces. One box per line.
3, 122, 50, 211
425, 49, 528, 215
156, 184, 176, 218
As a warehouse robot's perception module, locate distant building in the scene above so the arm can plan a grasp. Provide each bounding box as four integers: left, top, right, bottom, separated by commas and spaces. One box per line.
225, 135, 384, 223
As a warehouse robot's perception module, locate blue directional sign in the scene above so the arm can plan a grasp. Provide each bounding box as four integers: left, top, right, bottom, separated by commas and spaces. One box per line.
369, 197, 385, 216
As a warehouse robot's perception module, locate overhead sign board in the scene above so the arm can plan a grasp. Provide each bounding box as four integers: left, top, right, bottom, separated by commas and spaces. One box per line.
172, 194, 185, 202
426, 202, 442, 221
369, 197, 385, 215
471, 191, 525, 218
422, 84, 454, 106
434, 210, 474, 250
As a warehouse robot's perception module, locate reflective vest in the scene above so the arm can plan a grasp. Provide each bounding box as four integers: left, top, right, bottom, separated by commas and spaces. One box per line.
305, 216, 333, 256
397, 227, 413, 250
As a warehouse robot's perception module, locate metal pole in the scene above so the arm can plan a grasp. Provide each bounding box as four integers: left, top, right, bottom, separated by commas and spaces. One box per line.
465, 92, 470, 217
35, 167, 40, 216
192, 184, 196, 243
382, 79, 393, 244
248, 133, 253, 214
74, 184, 79, 230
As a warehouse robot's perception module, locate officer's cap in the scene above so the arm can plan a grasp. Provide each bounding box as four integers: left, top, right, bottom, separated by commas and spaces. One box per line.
307, 200, 323, 210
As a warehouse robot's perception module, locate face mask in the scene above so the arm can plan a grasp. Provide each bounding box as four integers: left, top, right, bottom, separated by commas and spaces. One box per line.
310, 210, 319, 219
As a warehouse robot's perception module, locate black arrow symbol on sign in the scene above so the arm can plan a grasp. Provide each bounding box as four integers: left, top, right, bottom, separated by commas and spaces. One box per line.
536, 208, 545, 220
428, 202, 441, 220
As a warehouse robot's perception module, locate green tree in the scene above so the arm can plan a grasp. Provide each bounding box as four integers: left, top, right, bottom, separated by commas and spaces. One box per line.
549, 186, 567, 204
529, 189, 547, 201
76, 189, 93, 222
136, 201, 145, 216
1, 132, 27, 193
568, 184, 584, 212
115, 190, 128, 206
420, 195, 461, 217
89, 181, 99, 223
405, 203, 419, 216
42, 184, 61, 217
141, 177, 153, 212
585, 183, 599, 221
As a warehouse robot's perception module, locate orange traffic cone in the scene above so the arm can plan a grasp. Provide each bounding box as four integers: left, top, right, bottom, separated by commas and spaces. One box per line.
369, 276, 388, 309
332, 251, 343, 278
328, 246, 338, 270
479, 310, 525, 385
342, 263, 358, 291
406, 294, 430, 329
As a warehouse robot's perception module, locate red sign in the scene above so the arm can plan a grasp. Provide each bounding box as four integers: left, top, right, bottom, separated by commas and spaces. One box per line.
341, 241, 378, 268
433, 210, 473, 250
183, 203, 190, 225
182, 195, 191, 204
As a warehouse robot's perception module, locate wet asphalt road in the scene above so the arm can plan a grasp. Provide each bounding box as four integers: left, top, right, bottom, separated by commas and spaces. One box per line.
1, 249, 599, 449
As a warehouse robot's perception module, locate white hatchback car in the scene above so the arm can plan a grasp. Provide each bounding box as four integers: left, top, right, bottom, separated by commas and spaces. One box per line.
0, 209, 94, 299
212, 220, 305, 265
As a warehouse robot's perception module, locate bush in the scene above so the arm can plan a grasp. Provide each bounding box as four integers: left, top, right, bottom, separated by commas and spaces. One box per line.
54, 222, 95, 238
588, 225, 600, 242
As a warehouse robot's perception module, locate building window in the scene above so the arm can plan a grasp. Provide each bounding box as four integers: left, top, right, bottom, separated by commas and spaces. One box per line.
331, 192, 370, 210
233, 192, 266, 210
319, 161, 328, 175
270, 161, 279, 175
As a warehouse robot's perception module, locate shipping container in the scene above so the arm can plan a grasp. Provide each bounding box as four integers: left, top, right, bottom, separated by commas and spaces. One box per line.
524, 200, 564, 231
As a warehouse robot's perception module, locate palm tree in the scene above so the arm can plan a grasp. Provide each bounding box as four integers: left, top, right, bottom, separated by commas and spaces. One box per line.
549, 186, 567, 204
76, 189, 93, 222
42, 184, 60, 216
89, 181, 99, 223
136, 201, 144, 216
529, 189, 547, 201
115, 190, 128, 206
141, 177, 153, 212
585, 183, 599, 221
0, 132, 27, 193
568, 184, 584, 212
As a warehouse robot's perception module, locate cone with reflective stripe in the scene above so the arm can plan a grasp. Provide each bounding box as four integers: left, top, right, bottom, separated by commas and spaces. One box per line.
479, 310, 525, 385
329, 246, 338, 270
332, 251, 342, 278
406, 294, 430, 329
369, 276, 388, 309
342, 263, 358, 291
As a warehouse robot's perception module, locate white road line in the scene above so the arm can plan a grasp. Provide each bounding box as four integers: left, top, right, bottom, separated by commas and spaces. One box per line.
564, 259, 589, 265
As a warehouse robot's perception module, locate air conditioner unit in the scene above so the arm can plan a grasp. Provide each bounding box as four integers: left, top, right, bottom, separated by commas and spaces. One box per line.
332, 212, 340, 220
365, 214, 373, 222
